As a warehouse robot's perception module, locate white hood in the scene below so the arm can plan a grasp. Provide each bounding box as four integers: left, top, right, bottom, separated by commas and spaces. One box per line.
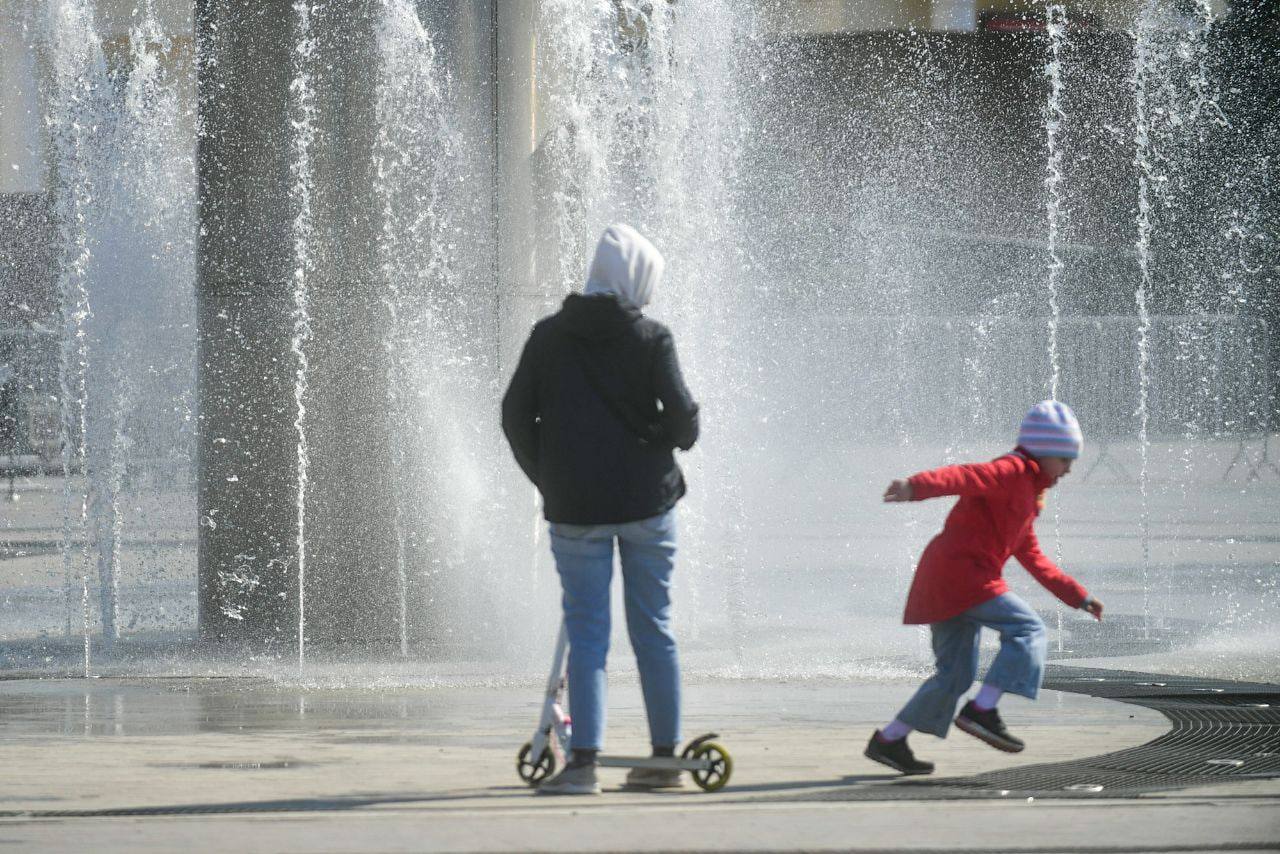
583, 223, 665, 309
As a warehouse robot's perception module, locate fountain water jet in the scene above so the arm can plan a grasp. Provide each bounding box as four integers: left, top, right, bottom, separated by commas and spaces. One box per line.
1132, 0, 1158, 636
1041, 0, 1070, 651
1043, 1, 1066, 403
43, 0, 106, 675
288, 0, 317, 671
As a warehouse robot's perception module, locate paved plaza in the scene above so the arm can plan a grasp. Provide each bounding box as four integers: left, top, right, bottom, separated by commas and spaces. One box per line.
0, 670, 1277, 852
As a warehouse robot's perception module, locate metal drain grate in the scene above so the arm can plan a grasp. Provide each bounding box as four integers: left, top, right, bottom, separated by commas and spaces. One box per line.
771, 665, 1280, 802
1043, 666, 1276, 699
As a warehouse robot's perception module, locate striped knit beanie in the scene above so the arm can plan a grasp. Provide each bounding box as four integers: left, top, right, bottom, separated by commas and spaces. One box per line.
1017, 400, 1083, 459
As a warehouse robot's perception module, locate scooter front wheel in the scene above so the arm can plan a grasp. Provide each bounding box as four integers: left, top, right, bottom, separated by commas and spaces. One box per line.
516, 742, 556, 786
687, 741, 732, 792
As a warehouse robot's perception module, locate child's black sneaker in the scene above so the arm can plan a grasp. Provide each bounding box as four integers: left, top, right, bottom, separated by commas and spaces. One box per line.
864, 731, 934, 775
955, 701, 1025, 753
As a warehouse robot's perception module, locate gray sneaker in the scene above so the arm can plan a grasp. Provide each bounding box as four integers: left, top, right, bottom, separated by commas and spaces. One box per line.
623, 766, 685, 790
537, 763, 601, 795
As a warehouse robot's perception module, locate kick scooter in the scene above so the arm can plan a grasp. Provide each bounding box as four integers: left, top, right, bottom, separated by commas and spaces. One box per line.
516, 623, 733, 792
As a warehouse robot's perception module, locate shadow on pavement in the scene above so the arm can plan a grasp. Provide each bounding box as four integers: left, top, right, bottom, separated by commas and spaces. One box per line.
710, 773, 901, 794
0, 789, 535, 819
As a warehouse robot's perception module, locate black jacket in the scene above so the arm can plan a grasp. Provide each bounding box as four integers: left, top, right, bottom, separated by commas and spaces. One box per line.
501, 294, 700, 524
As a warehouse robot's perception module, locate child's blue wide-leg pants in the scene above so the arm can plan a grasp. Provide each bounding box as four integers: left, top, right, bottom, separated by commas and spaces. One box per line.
896, 592, 1047, 737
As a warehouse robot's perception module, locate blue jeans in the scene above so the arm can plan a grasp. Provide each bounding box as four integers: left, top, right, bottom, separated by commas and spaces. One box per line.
896, 593, 1047, 738
550, 509, 681, 753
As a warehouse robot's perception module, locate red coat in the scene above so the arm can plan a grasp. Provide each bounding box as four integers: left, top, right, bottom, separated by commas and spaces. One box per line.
902, 450, 1089, 625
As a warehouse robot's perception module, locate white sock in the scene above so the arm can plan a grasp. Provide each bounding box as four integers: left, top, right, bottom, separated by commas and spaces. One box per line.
879, 719, 912, 741
973, 684, 1003, 711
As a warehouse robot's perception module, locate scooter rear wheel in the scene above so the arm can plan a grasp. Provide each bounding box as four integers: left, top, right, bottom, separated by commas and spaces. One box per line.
517, 742, 556, 785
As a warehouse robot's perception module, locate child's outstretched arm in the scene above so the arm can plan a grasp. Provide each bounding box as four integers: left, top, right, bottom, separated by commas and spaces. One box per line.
883, 479, 913, 501
1014, 528, 1103, 620
890, 455, 1028, 502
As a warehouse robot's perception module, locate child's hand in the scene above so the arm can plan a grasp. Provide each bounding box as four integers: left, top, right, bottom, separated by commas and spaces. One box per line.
883, 479, 914, 502
1083, 597, 1104, 622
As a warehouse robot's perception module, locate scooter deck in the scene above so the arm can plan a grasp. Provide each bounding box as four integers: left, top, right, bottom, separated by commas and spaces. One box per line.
596, 755, 713, 772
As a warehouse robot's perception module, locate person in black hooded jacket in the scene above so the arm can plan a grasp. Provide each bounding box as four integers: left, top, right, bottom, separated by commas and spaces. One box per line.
502, 224, 699, 795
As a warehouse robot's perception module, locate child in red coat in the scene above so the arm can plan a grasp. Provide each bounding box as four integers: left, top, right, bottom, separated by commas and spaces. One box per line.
864, 400, 1105, 775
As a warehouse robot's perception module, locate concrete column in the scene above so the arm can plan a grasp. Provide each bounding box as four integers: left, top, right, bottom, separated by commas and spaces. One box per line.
930, 0, 976, 32
0, 4, 55, 415
494, 1, 537, 376
195, 0, 302, 647
0, 7, 45, 196
195, 0, 399, 649
0, 1, 54, 320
